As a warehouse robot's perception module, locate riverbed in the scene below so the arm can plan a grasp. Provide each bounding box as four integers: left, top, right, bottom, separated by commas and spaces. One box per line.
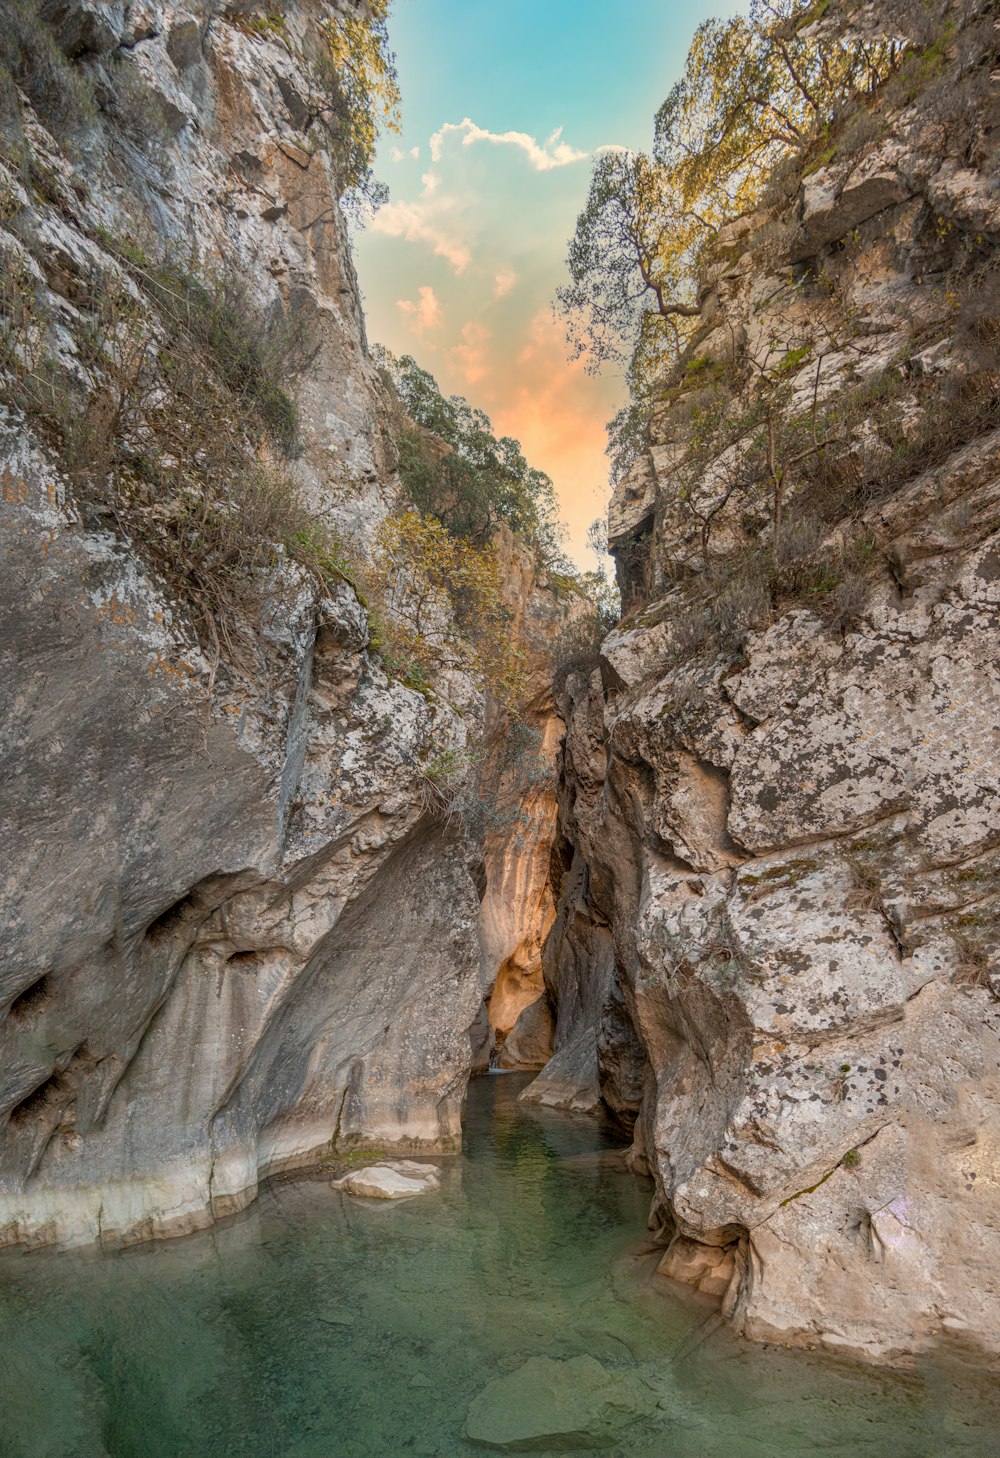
0, 1074, 995, 1456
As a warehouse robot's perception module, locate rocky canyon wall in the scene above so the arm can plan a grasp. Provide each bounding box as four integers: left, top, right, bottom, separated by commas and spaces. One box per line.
475, 529, 588, 1073
527, 4, 1000, 1365
0, 0, 567, 1249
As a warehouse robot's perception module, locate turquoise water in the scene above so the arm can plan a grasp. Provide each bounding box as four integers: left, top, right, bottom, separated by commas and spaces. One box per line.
0, 1074, 996, 1457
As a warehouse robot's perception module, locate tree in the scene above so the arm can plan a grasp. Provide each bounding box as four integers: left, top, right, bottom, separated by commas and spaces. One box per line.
558, 0, 899, 397
306, 0, 401, 203
557, 149, 704, 387
375, 348, 565, 559
368, 510, 525, 707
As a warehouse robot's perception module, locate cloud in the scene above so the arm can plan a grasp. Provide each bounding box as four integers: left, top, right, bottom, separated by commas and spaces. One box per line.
430, 117, 589, 172
451, 319, 492, 385
371, 170, 472, 272
488, 310, 613, 551
493, 265, 517, 299
390, 144, 421, 162
396, 285, 442, 334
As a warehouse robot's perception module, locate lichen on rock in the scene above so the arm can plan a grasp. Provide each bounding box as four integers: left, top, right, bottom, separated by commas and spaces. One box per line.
527, 0, 1000, 1366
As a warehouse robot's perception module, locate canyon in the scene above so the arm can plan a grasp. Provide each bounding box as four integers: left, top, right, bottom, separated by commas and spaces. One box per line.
1, 0, 999, 1384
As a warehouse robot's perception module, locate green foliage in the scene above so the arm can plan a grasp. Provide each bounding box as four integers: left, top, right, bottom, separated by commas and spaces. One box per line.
0, 0, 95, 157
605, 396, 649, 489
558, 148, 703, 388
304, 0, 400, 207
558, 0, 901, 475
229, 0, 399, 207
666, 517, 880, 665
95, 234, 305, 454
841, 1148, 860, 1168
367, 509, 525, 709
229, 9, 290, 43
375, 347, 566, 562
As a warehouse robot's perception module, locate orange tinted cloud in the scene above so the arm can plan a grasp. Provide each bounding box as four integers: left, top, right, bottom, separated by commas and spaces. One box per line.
372, 170, 472, 272
397, 285, 443, 333
489, 311, 613, 551
450, 319, 492, 385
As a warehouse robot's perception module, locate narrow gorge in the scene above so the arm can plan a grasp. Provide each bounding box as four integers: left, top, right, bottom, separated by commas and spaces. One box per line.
1, 0, 999, 1453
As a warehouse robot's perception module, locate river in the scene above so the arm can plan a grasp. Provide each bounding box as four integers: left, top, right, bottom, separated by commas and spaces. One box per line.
0, 1074, 995, 1456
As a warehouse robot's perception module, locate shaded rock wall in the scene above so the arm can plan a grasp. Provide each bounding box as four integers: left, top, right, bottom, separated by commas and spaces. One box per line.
477, 529, 585, 1070
0, 0, 485, 1249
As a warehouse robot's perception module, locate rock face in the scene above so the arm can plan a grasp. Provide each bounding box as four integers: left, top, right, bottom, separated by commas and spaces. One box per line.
529, 12, 1000, 1365
0, 0, 487, 1249
477, 531, 584, 1070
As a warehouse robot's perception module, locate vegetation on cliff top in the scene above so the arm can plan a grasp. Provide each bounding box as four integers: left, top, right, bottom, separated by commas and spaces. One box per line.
368, 346, 618, 710
555, 0, 1000, 664
559, 0, 998, 488
559, 1, 897, 399
374, 347, 565, 559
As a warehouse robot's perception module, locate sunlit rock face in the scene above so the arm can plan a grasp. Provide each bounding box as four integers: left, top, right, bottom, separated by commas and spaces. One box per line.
0, 0, 484, 1249
529, 13, 1000, 1364
476, 528, 586, 1072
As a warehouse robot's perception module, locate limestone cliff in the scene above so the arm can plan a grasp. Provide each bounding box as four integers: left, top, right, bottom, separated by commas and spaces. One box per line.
0, 0, 553, 1249
530, 5, 1000, 1364
476, 530, 586, 1072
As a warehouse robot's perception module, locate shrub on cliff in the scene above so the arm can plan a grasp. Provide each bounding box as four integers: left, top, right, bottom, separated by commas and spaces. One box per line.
296, 0, 400, 208
374, 347, 566, 565
0, 0, 95, 157
0, 225, 325, 671
366, 509, 525, 709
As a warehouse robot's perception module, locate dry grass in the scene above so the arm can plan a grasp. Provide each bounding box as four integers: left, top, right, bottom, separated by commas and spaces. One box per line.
0, 228, 331, 674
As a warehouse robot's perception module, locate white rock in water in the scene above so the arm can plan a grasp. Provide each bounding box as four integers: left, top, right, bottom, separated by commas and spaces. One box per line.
332, 1163, 440, 1200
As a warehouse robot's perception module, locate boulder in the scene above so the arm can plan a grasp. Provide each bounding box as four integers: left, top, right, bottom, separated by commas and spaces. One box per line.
498, 997, 555, 1070
332, 1162, 440, 1201
465, 1354, 657, 1451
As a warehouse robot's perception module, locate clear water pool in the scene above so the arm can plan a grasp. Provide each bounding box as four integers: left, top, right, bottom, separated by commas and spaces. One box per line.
0, 1073, 995, 1457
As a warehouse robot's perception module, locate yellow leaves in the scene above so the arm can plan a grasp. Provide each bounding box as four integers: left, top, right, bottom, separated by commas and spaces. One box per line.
367, 511, 525, 708
320, 0, 400, 191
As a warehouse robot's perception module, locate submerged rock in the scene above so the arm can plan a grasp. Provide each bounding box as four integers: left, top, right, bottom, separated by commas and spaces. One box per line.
465, 1354, 657, 1451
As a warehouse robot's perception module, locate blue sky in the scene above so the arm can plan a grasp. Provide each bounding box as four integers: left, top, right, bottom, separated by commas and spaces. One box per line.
354, 0, 742, 565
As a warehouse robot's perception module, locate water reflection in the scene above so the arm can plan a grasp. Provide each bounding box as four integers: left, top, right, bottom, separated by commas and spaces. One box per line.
0, 1075, 995, 1456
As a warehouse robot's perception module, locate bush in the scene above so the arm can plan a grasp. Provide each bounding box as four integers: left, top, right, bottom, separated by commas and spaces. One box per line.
0, 0, 95, 154
441, 719, 551, 840
376, 347, 565, 562
366, 510, 525, 709
108, 246, 306, 454
102, 54, 176, 159
0, 228, 322, 671
641, 900, 753, 996
303, 0, 399, 205
662, 516, 881, 664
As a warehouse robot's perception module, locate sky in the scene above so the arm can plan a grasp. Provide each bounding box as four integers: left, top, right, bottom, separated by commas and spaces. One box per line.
353, 0, 742, 567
